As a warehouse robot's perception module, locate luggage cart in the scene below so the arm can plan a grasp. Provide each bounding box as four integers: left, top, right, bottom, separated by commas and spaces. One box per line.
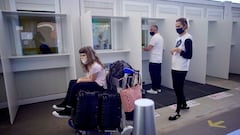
120, 67, 142, 135
68, 68, 140, 135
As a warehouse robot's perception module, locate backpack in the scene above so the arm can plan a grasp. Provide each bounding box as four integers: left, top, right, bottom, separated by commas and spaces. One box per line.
106, 60, 132, 92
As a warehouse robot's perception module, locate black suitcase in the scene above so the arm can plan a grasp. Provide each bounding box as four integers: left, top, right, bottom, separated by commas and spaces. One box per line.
72, 91, 99, 130
98, 91, 122, 130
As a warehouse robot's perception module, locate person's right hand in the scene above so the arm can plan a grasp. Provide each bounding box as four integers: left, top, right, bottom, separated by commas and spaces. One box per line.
170, 48, 182, 55
77, 78, 82, 83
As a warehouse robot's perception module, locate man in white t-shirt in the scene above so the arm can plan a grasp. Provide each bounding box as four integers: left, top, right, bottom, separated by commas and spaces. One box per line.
143, 25, 164, 94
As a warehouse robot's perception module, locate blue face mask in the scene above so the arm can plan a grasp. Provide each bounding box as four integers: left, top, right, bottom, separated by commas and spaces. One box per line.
176, 28, 184, 34
150, 32, 155, 36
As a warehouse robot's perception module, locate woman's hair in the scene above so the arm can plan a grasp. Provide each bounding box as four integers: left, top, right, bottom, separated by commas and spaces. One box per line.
79, 46, 104, 72
176, 17, 188, 29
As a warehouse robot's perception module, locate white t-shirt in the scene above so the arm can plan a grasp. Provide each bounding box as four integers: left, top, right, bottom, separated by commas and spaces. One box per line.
149, 33, 164, 63
172, 33, 192, 71
87, 62, 106, 87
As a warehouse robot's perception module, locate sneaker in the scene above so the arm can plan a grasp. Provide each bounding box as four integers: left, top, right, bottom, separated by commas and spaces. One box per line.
52, 108, 71, 119
157, 89, 162, 93
168, 112, 181, 121
52, 102, 66, 110
121, 125, 133, 135
180, 105, 190, 110
147, 89, 158, 94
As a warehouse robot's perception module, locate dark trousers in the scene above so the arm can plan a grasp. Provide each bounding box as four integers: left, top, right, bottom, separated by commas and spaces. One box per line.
149, 62, 162, 90
62, 80, 77, 105
171, 70, 187, 114
62, 80, 104, 108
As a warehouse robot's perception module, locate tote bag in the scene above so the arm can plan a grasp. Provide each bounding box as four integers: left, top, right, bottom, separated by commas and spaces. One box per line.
120, 84, 142, 112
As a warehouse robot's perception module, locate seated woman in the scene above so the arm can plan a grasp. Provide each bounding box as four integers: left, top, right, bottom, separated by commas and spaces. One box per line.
52, 46, 106, 118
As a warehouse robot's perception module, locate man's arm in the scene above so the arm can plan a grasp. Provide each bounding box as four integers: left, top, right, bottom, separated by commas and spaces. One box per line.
143, 45, 153, 51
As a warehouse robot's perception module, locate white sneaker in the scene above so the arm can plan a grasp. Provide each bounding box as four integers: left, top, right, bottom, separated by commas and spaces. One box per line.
52, 111, 71, 119
147, 89, 158, 94
52, 104, 65, 110
121, 125, 133, 135
157, 89, 161, 93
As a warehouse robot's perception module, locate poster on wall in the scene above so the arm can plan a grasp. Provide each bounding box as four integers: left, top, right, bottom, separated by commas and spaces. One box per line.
92, 18, 112, 50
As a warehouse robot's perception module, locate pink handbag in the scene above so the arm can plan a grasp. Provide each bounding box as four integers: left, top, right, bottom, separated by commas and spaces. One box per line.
120, 84, 142, 112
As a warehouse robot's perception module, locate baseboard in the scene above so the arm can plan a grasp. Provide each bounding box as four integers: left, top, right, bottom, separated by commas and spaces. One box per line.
17, 93, 66, 106
0, 102, 8, 109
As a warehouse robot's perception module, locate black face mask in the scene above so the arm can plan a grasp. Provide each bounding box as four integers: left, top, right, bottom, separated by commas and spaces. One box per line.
176, 28, 184, 34
150, 32, 155, 36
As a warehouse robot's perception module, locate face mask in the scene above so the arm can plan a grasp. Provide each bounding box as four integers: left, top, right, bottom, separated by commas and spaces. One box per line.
176, 28, 184, 34
81, 58, 87, 64
150, 32, 155, 36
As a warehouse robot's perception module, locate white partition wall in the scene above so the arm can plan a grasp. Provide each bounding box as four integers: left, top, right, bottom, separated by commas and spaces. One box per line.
123, 1, 154, 85
141, 17, 178, 88
0, 11, 19, 124
80, 12, 142, 72
123, 1, 151, 17
80, 11, 93, 47
15, 0, 55, 12
60, 0, 81, 79
81, 0, 116, 16
141, 18, 177, 88
160, 18, 178, 88
230, 21, 240, 74
122, 14, 142, 72
141, 19, 151, 85
142, 18, 210, 87
186, 19, 208, 84
1, 11, 71, 107
0, 0, 78, 124
80, 13, 129, 65
206, 20, 232, 79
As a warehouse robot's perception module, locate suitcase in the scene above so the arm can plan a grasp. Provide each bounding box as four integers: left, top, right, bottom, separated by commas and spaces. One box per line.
98, 91, 122, 130
72, 91, 99, 130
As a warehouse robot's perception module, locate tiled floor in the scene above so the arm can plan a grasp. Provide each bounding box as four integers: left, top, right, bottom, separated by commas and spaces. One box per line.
155, 75, 240, 135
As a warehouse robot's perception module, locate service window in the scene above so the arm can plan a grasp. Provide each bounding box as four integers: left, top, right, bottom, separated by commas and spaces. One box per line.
19, 16, 58, 55
3, 11, 66, 56
92, 18, 112, 50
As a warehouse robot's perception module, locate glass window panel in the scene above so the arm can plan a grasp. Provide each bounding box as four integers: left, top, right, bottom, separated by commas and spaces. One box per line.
142, 19, 149, 48
3, 11, 66, 56
19, 16, 58, 55
92, 18, 111, 50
